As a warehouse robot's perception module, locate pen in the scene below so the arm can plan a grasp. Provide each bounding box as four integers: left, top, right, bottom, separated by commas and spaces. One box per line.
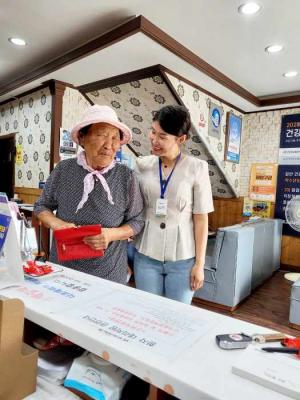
262, 347, 300, 355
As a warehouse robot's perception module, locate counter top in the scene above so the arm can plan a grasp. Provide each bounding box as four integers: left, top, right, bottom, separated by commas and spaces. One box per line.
0, 264, 297, 400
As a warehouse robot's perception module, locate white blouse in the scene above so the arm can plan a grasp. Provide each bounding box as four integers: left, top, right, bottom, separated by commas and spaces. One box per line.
134, 155, 214, 262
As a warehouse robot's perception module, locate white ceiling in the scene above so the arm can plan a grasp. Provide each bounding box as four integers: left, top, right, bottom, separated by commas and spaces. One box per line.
1, 0, 300, 111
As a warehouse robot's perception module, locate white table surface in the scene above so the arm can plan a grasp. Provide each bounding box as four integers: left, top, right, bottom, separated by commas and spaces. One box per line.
0, 264, 298, 400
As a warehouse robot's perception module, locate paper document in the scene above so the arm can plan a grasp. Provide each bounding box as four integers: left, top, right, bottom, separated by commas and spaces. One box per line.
232, 346, 300, 399
64, 290, 216, 360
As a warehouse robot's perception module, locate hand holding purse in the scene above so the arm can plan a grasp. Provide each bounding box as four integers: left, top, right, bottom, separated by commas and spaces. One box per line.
53, 225, 104, 262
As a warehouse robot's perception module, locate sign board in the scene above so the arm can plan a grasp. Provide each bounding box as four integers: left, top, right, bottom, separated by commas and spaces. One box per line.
274, 165, 300, 237
278, 114, 300, 165
249, 163, 278, 202
208, 102, 222, 139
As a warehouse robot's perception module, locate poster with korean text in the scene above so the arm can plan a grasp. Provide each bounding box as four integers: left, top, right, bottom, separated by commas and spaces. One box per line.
274, 165, 300, 237
278, 114, 300, 165
249, 163, 278, 202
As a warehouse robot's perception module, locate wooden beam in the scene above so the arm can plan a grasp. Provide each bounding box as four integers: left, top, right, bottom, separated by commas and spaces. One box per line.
49, 80, 67, 170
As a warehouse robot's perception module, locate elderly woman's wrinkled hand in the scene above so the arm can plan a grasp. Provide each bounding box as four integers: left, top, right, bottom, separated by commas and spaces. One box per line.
83, 228, 112, 250
52, 220, 76, 230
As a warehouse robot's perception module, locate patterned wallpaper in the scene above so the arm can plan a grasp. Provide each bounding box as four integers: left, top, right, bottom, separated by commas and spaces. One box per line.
87, 76, 176, 157
0, 99, 18, 136
166, 73, 243, 197
62, 87, 91, 131
240, 107, 300, 196
0, 88, 52, 188
85, 75, 235, 198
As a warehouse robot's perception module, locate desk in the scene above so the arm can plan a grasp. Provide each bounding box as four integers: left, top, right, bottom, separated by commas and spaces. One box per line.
0, 265, 297, 400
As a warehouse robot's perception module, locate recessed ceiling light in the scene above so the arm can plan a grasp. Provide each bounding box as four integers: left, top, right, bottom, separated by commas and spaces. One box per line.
8, 37, 26, 46
238, 2, 261, 15
265, 44, 283, 53
283, 71, 298, 78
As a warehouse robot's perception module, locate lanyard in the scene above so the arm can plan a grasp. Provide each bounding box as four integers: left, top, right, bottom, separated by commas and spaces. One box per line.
159, 153, 181, 199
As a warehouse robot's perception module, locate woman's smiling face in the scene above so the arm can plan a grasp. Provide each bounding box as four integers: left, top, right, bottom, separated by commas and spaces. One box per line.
149, 120, 184, 157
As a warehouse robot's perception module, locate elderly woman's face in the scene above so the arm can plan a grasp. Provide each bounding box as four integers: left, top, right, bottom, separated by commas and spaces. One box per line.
80, 123, 121, 170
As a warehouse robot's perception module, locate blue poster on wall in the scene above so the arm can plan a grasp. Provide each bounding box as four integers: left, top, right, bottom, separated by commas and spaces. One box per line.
208, 102, 222, 139
225, 112, 242, 163
274, 165, 300, 237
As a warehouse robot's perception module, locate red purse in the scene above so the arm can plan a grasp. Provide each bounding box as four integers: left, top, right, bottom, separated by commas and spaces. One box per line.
53, 225, 104, 262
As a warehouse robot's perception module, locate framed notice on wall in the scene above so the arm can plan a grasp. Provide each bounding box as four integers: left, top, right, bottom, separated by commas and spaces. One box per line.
59, 128, 77, 160
208, 102, 222, 139
15, 144, 23, 165
243, 197, 272, 218
249, 163, 278, 202
224, 112, 242, 163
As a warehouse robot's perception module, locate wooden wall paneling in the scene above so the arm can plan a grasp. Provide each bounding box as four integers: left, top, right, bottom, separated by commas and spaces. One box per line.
209, 197, 244, 231
280, 235, 300, 269
14, 187, 42, 205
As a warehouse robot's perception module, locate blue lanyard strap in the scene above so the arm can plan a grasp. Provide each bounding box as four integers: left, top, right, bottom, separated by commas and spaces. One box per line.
159, 153, 181, 199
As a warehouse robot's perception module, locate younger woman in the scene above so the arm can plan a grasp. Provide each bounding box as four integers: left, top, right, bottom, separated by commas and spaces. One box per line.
134, 105, 214, 304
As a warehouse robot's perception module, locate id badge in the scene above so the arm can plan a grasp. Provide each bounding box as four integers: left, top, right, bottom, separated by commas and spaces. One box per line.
155, 198, 168, 216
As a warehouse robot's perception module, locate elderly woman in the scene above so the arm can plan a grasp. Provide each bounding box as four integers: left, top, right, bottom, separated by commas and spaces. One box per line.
34, 105, 144, 284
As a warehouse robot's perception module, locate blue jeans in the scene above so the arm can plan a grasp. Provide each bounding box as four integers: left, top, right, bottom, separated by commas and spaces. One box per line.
134, 252, 195, 304
127, 242, 137, 269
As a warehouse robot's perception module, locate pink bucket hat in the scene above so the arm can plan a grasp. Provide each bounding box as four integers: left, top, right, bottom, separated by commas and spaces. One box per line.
71, 105, 132, 145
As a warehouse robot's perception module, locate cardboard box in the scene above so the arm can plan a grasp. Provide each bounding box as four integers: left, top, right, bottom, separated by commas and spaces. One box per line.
0, 298, 38, 400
